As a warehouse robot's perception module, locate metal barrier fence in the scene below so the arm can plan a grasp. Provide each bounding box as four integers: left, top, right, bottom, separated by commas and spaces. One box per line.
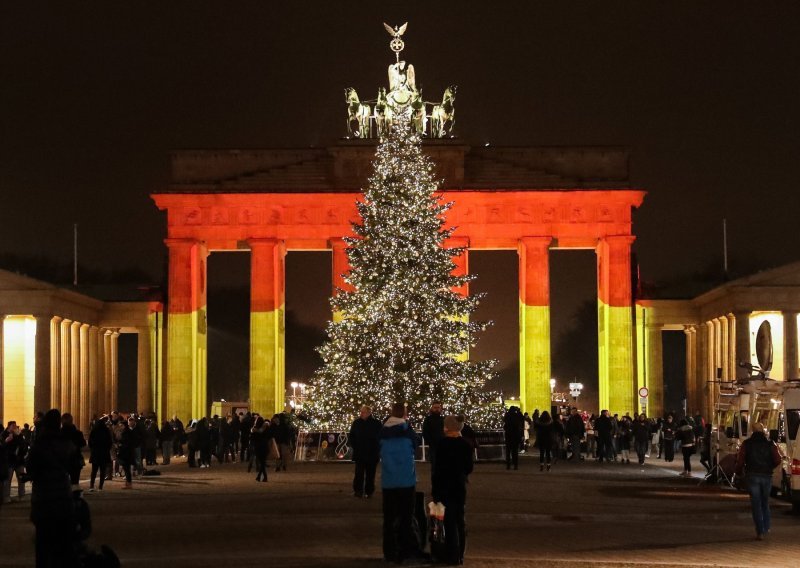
294, 430, 507, 462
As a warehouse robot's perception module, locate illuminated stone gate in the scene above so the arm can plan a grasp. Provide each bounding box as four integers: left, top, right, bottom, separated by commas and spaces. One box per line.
153, 145, 645, 420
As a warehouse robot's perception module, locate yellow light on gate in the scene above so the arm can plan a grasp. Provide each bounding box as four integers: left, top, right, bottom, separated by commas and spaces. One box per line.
2, 316, 37, 426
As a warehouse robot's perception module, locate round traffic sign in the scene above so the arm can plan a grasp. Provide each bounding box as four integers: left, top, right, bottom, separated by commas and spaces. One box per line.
638, 387, 649, 398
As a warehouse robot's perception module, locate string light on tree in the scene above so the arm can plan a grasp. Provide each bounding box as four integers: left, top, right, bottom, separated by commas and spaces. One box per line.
305, 24, 500, 430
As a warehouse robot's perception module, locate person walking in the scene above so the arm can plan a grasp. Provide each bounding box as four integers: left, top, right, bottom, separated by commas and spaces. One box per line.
734, 422, 781, 540
535, 411, 555, 472
676, 418, 696, 476
273, 410, 294, 472
422, 401, 444, 466
700, 423, 713, 473
632, 414, 651, 465
88, 417, 113, 492
595, 410, 614, 463
348, 405, 382, 498
2, 421, 28, 503
503, 406, 524, 470
380, 402, 423, 564
565, 408, 585, 461
25, 409, 79, 567
431, 415, 473, 565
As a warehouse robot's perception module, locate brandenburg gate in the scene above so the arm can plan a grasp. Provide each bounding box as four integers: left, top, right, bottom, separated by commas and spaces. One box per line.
153, 144, 645, 420
153, 29, 645, 421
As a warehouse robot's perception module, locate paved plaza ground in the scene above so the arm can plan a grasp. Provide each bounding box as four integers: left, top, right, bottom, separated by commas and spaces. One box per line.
1, 452, 799, 567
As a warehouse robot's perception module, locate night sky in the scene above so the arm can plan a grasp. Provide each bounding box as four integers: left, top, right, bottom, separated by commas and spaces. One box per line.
2, 3, 799, 405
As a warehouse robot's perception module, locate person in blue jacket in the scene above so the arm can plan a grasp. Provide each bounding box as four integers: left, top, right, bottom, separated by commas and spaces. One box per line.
380, 402, 422, 564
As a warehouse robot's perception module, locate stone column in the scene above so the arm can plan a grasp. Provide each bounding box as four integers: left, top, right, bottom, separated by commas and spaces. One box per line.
103, 330, 112, 411
33, 316, 53, 415
705, 321, 716, 420
727, 315, 736, 382
719, 316, 730, 380
78, 324, 89, 432
137, 326, 153, 414
713, 318, 723, 382
784, 311, 799, 381
110, 331, 119, 411
330, 238, 353, 323
646, 323, 663, 418
249, 239, 286, 416
59, 319, 72, 411
734, 311, 751, 380
49, 317, 62, 410
518, 237, 552, 414
0, 315, 4, 423
88, 326, 99, 421
450, 237, 470, 361
69, 322, 80, 418
684, 326, 698, 417
165, 238, 208, 421
596, 236, 636, 415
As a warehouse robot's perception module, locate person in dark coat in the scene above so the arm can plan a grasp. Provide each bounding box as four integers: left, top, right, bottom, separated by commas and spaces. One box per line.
503, 406, 524, 470
117, 417, 138, 488
431, 415, 474, 566
734, 421, 781, 540
171, 415, 185, 457
349, 405, 382, 498
25, 409, 79, 567
88, 418, 113, 491
535, 411, 556, 471
60, 413, 86, 492
3, 421, 28, 503
251, 416, 272, 482
594, 410, 614, 463
422, 401, 444, 465
632, 414, 651, 465
565, 408, 585, 461
662, 415, 677, 462
197, 418, 211, 468
239, 412, 253, 462
160, 420, 175, 465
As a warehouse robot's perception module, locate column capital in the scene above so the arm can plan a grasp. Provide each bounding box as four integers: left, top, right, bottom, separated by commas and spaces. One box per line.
518, 236, 552, 252
684, 324, 697, 334
782, 309, 800, 316
328, 237, 349, 250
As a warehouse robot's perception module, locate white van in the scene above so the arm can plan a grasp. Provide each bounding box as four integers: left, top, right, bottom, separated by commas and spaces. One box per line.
714, 380, 800, 512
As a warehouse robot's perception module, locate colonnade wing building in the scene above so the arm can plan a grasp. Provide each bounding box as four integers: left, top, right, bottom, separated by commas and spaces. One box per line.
152, 142, 646, 421
0, 270, 162, 433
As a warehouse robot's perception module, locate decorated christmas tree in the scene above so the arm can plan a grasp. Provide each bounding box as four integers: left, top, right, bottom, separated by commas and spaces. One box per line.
306, 108, 500, 430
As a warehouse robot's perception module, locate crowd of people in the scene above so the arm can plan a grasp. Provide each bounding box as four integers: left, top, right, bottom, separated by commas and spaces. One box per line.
501, 406, 710, 477
1, 400, 783, 565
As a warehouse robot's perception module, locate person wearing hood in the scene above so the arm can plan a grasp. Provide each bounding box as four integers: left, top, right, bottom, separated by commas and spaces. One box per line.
535, 411, 556, 472
734, 421, 781, 540
662, 415, 677, 462
25, 409, 78, 566
676, 419, 696, 476
380, 402, 422, 564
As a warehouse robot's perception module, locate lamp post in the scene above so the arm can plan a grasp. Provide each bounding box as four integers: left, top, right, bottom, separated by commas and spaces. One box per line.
290, 381, 299, 408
